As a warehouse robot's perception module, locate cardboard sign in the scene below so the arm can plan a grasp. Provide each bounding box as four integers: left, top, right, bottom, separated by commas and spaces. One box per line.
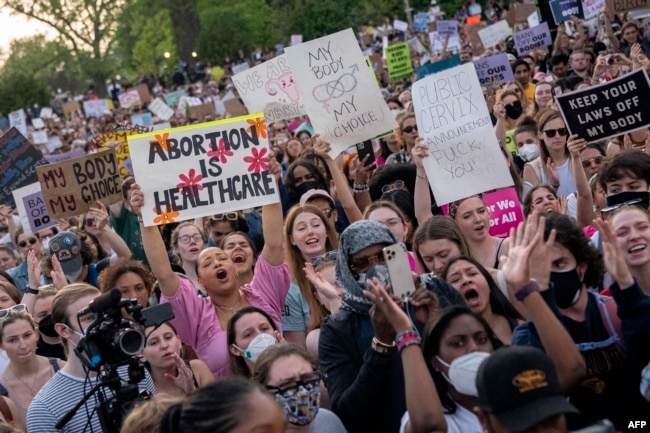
131, 112, 154, 127
442, 187, 523, 238
550, 0, 584, 23
412, 62, 513, 205
414, 12, 430, 32
473, 53, 515, 86
37, 149, 121, 219
0, 128, 49, 207
606, 0, 648, 14
467, 22, 488, 56
9, 109, 27, 137
119, 90, 142, 109
556, 69, 650, 143
164, 90, 186, 107
285, 28, 397, 156
148, 98, 175, 121
92, 125, 153, 178
582, 0, 606, 19
437, 20, 459, 37
135, 84, 152, 104
233, 54, 307, 123
223, 98, 249, 117
83, 99, 111, 118
12, 183, 57, 235
393, 19, 409, 32
417, 55, 462, 79
189, 104, 217, 121
127, 114, 280, 226
44, 150, 86, 164
514, 3, 538, 22
514, 22, 553, 56
62, 101, 81, 116
478, 20, 511, 48
386, 43, 414, 80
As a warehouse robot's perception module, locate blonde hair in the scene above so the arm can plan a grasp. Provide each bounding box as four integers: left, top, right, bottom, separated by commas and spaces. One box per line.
51, 283, 99, 327
120, 396, 182, 433
0, 310, 36, 342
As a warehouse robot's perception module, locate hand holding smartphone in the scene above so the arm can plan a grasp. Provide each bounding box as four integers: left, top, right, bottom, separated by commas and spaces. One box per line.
383, 243, 417, 300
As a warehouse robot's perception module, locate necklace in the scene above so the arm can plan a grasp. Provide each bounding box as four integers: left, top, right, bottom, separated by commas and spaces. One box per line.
8, 363, 39, 397
214, 291, 243, 312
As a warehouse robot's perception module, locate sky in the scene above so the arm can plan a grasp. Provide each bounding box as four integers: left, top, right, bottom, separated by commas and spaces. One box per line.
0, 8, 54, 58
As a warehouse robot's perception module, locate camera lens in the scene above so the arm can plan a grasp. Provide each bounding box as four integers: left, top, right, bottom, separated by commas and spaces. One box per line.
115, 328, 145, 355
607, 57, 616, 65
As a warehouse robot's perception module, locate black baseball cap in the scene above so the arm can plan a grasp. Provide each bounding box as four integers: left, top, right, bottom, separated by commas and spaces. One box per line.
476, 346, 578, 433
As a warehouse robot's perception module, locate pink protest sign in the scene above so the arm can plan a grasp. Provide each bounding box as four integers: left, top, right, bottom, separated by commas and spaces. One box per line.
441, 187, 523, 239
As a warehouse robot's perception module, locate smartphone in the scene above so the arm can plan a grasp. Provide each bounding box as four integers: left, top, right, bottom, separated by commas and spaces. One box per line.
383, 243, 417, 299
355, 140, 376, 167
553, 86, 563, 97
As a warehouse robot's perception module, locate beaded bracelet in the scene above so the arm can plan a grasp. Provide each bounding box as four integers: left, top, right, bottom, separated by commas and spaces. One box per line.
397, 335, 421, 352
353, 182, 369, 189
353, 186, 369, 194
395, 329, 418, 345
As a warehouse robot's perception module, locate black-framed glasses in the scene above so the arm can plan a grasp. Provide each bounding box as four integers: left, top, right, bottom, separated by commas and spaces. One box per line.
309, 251, 338, 267
178, 233, 204, 244
266, 371, 321, 395
18, 238, 38, 248
402, 125, 418, 134
0, 304, 27, 320
600, 198, 646, 215
382, 180, 406, 194
211, 212, 238, 222
321, 208, 334, 218
581, 156, 604, 168
349, 253, 386, 271
543, 128, 569, 138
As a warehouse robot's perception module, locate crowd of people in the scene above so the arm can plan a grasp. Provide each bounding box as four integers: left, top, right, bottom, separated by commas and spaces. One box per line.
0, 1, 649, 432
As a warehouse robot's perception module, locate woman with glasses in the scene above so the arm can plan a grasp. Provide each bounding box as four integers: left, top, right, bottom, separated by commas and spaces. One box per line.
283, 204, 339, 348
169, 222, 206, 294
0, 305, 64, 427
385, 114, 419, 165
252, 344, 346, 433
130, 157, 289, 378
523, 109, 577, 197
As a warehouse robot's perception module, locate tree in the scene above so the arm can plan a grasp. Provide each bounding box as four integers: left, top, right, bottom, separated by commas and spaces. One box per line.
0, 73, 51, 114
2, 0, 128, 96
168, 0, 200, 63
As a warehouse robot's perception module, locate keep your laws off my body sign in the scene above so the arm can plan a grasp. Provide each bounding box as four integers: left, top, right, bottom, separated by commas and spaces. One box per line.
412, 62, 513, 205
556, 69, 650, 143
128, 114, 280, 227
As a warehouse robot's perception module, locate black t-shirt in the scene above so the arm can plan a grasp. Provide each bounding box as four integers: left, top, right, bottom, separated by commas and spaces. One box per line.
36, 337, 66, 361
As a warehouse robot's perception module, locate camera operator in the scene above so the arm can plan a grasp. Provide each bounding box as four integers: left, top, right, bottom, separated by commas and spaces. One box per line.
26, 284, 156, 433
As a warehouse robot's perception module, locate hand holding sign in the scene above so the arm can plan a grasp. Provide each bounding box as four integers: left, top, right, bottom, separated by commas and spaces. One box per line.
567, 134, 587, 158
129, 184, 145, 220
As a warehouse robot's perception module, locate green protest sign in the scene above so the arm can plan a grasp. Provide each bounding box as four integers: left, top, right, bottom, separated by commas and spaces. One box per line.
386, 43, 413, 81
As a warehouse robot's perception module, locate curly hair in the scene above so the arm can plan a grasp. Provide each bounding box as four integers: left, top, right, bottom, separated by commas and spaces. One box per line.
97, 258, 155, 297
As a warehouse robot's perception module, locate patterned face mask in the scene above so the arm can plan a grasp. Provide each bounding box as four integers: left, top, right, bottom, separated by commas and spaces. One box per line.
269, 373, 321, 425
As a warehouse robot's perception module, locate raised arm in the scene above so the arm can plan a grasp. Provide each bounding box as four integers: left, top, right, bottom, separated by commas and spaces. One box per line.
567, 135, 595, 227
129, 183, 180, 296
411, 138, 433, 225
260, 153, 285, 266
85, 203, 132, 264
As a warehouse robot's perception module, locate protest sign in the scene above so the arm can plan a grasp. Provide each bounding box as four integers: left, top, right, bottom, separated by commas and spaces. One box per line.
83, 99, 111, 118
478, 20, 511, 48
605, 0, 647, 14
556, 69, 650, 143
12, 183, 57, 235
231, 62, 250, 75
0, 128, 49, 207
37, 149, 121, 219
473, 53, 515, 86
514, 22, 552, 56
550, 0, 584, 23
514, 3, 538, 22
62, 101, 81, 116
40, 107, 53, 118
291, 34, 303, 45
32, 118, 45, 130
385, 43, 414, 80
414, 12, 430, 32
429, 32, 461, 54
164, 89, 186, 107
224, 98, 249, 117
467, 22, 488, 56
149, 98, 175, 121
233, 54, 307, 123
528, 11, 540, 27
408, 37, 428, 55
127, 114, 280, 226
135, 84, 152, 104
131, 112, 154, 127
285, 28, 397, 156
393, 19, 409, 32
32, 130, 48, 145
44, 136, 63, 154
417, 55, 462, 79
152, 122, 172, 131
412, 62, 513, 205
436, 20, 458, 37
9, 109, 27, 137
92, 124, 152, 178
189, 104, 217, 121
44, 150, 86, 164
442, 187, 523, 238
582, 0, 606, 19
119, 90, 142, 109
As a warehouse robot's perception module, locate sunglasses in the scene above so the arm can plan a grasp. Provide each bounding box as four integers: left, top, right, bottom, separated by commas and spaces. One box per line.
600, 198, 646, 215
178, 233, 204, 244
581, 156, 604, 168
381, 180, 406, 194
266, 371, 321, 395
321, 208, 334, 218
18, 238, 38, 248
349, 253, 386, 271
309, 251, 338, 267
0, 304, 27, 320
543, 128, 569, 138
402, 125, 418, 134
211, 212, 238, 222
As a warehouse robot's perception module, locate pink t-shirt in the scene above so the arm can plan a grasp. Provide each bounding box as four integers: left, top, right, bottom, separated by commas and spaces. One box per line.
161, 254, 290, 377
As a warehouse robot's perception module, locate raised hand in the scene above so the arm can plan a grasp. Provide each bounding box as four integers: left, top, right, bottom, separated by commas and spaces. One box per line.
164, 352, 197, 395
593, 217, 634, 289
129, 184, 144, 216
364, 277, 412, 337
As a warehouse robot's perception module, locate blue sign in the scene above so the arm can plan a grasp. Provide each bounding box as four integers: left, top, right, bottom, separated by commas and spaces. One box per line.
550, 0, 584, 24
417, 55, 462, 79
414, 12, 430, 32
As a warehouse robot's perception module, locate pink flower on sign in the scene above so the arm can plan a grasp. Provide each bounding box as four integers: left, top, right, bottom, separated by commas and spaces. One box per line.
243, 147, 270, 173
207, 139, 234, 163
177, 169, 204, 196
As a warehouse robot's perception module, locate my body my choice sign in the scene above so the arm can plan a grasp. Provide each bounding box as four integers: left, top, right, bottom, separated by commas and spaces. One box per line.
556, 69, 650, 142
128, 114, 280, 227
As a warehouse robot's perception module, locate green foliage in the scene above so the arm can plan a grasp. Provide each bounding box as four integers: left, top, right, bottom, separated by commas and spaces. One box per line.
132, 10, 177, 74
0, 73, 51, 114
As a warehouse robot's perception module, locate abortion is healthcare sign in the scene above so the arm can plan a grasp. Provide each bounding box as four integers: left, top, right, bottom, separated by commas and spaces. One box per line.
128, 114, 280, 226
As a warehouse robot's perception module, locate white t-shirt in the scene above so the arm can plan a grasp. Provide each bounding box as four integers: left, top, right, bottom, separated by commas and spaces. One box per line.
400, 403, 483, 433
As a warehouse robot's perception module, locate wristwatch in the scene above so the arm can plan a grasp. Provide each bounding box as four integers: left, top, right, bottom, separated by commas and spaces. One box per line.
25, 285, 39, 295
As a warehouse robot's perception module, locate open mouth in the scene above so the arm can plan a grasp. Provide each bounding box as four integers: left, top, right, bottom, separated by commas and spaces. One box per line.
629, 244, 647, 254
233, 254, 246, 264
216, 268, 228, 280
189, 247, 201, 254
464, 289, 480, 308
306, 238, 319, 246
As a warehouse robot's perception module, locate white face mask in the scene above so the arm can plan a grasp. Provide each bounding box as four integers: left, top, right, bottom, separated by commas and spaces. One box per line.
518, 143, 539, 162
233, 333, 278, 363
436, 352, 491, 397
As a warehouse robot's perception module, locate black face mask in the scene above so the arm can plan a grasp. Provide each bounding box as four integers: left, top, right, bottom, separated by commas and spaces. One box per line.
505, 101, 523, 119
293, 181, 319, 201
38, 314, 59, 338
605, 190, 650, 208
550, 268, 582, 309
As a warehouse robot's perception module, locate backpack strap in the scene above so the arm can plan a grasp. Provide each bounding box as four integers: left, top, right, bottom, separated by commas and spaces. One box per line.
597, 295, 625, 355
0, 396, 12, 423
49, 357, 60, 373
